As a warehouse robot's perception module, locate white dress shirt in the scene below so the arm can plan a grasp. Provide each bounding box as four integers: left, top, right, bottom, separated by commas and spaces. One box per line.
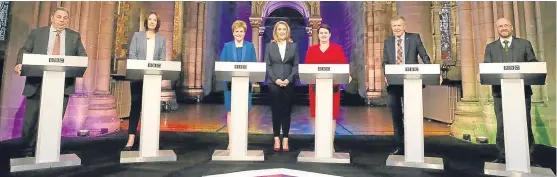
146, 38, 156, 61
47, 25, 66, 55
278, 42, 286, 61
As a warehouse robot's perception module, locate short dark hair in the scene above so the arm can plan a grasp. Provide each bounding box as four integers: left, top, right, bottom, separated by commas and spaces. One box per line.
143, 12, 161, 32
51, 7, 70, 17
318, 24, 331, 33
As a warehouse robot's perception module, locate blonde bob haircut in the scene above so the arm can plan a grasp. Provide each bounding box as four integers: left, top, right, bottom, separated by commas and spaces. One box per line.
231, 20, 247, 32
271, 21, 293, 43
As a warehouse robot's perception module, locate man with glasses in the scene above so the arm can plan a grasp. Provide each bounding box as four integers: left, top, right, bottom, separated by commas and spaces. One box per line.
482, 18, 539, 165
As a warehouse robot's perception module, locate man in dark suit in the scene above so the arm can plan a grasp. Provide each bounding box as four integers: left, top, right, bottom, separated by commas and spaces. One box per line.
483, 18, 538, 164
14, 7, 87, 157
382, 16, 432, 155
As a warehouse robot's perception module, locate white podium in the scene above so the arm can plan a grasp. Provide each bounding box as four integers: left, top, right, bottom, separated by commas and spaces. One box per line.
212, 61, 266, 161
480, 62, 554, 177
10, 54, 87, 172
384, 64, 444, 170
119, 59, 180, 163
297, 64, 350, 164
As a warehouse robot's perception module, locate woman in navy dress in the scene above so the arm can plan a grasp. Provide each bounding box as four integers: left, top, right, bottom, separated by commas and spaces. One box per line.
219, 20, 257, 149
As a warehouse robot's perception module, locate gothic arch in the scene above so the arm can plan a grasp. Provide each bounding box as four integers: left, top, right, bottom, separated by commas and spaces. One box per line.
251, 1, 320, 21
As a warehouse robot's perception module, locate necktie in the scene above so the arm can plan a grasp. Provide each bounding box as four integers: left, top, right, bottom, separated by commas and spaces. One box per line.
396, 38, 403, 64
52, 31, 61, 55
503, 40, 509, 55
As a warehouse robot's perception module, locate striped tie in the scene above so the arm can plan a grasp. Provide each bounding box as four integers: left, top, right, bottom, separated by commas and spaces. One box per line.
52, 31, 61, 55
396, 38, 403, 64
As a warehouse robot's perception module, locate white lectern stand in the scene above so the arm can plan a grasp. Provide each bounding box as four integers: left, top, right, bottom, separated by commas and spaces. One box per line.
119, 59, 180, 163
10, 54, 87, 172
212, 61, 266, 161
480, 62, 554, 177
384, 64, 444, 170
297, 64, 350, 164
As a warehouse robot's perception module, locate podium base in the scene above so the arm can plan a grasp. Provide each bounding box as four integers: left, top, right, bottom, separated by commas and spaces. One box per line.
297, 151, 350, 164
10, 154, 81, 172
386, 155, 444, 170
120, 150, 177, 163
484, 162, 555, 177
211, 150, 264, 161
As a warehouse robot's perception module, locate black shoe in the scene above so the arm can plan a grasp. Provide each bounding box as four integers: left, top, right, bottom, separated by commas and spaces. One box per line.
123, 146, 133, 151
491, 158, 505, 164
22, 148, 35, 157
390, 148, 404, 155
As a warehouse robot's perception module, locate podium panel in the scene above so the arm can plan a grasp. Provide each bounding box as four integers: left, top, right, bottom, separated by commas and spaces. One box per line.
479, 62, 554, 176
212, 61, 265, 161
297, 64, 350, 164
120, 59, 180, 163
11, 54, 88, 172
384, 64, 444, 170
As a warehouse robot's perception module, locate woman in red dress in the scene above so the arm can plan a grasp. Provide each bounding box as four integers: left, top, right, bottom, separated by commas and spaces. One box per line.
304, 24, 350, 150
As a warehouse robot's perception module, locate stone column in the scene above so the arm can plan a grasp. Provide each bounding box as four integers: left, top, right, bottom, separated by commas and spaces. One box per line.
364, 2, 376, 98
482, 1, 495, 101
259, 26, 265, 60
502, 2, 514, 21
534, 2, 548, 102
85, 2, 119, 137
372, 2, 391, 98
458, 2, 477, 101
308, 17, 321, 45
249, 17, 261, 62
38, 2, 51, 27
523, 2, 543, 102
180, 2, 204, 99
195, 2, 205, 90
306, 26, 312, 47
60, 2, 91, 137
0, 1, 40, 140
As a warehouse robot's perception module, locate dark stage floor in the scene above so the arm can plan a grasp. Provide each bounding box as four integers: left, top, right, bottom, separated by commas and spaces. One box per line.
0, 131, 555, 177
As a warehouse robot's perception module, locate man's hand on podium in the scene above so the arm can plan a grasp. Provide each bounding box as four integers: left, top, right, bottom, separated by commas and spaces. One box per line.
349, 76, 352, 83
14, 64, 22, 75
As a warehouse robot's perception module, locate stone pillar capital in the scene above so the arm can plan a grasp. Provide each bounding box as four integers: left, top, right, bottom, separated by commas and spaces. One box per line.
308, 17, 322, 29
249, 17, 262, 28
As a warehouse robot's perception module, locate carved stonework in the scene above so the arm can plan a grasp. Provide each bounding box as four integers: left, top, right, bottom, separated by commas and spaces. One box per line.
251, 1, 265, 17
309, 18, 322, 29
249, 17, 262, 28
172, 1, 183, 60
305, 1, 320, 17
114, 2, 130, 60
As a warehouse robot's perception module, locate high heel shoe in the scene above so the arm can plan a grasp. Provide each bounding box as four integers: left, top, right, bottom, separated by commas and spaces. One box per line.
273, 138, 280, 152
282, 138, 289, 152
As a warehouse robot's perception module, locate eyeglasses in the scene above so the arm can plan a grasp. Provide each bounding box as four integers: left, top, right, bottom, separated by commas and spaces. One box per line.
497, 24, 512, 29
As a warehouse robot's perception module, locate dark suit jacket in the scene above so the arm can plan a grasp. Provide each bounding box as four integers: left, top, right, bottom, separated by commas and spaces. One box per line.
382, 32, 431, 91
484, 36, 538, 97
127, 31, 167, 101
16, 26, 87, 97
264, 42, 299, 84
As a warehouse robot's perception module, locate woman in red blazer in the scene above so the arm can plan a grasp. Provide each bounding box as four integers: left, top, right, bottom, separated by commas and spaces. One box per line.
304, 24, 350, 151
